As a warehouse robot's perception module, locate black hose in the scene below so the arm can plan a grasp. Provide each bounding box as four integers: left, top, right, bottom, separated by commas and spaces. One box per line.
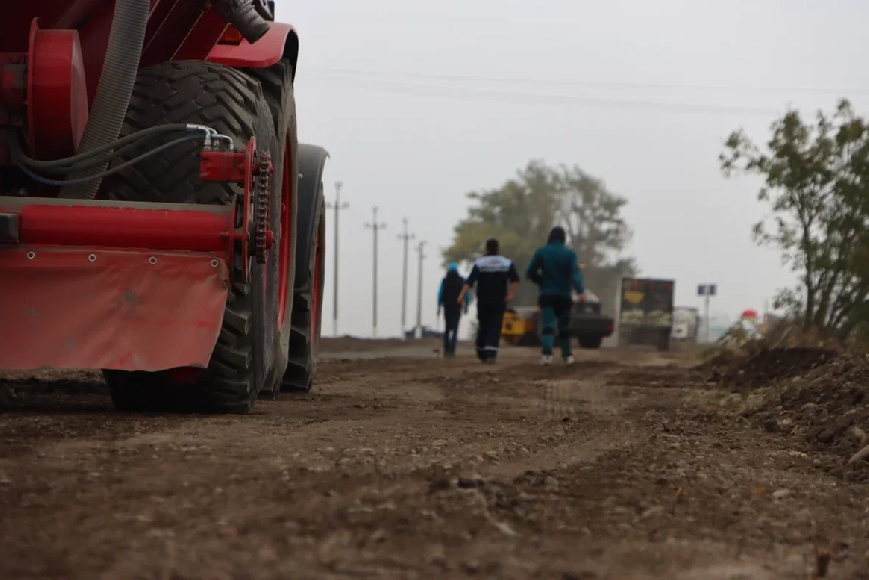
59, 0, 150, 200
15, 135, 206, 187
212, 0, 271, 43
19, 124, 192, 170
35, 133, 197, 174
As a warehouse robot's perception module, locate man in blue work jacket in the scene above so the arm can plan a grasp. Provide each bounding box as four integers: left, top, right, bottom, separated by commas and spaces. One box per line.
526, 226, 585, 365
457, 238, 520, 364
437, 262, 470, 357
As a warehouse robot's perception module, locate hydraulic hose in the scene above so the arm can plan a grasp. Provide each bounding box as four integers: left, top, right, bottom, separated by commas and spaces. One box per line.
16, 135, 207, 187
17, 124, 228, 170
20, 124, 191, 170
59, 0, 150, 200
212, 0, 272, 43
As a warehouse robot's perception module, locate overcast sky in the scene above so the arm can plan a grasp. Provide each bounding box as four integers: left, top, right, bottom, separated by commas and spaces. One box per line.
280, 0, 869, 339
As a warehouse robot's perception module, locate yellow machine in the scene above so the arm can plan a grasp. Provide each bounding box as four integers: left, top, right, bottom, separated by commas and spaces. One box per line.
501, 289, 614, 350
502, 306, 542, 346
503, 263, 588, 347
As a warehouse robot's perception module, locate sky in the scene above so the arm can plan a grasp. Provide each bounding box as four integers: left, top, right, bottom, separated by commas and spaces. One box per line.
279, 0, 869, 339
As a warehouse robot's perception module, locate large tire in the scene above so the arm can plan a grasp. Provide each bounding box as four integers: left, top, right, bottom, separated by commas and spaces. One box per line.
242, 59, 300, 399
100, 61, 279, 413
282, 174, 326, 393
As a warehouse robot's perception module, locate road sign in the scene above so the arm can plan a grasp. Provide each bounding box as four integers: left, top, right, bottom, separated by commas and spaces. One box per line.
697, 283, 717, 343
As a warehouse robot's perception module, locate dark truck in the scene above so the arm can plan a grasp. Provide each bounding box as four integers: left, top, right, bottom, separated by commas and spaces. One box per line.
502, 291, 614, 349
617, 277, 675, 351
569, 292, 615, 349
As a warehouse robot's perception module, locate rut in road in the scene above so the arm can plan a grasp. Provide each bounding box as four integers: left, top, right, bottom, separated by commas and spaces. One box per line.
0, 351, 868, 579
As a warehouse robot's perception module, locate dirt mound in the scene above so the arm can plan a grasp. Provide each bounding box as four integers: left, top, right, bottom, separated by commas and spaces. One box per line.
701, 347, 869, 474
703, 347, 837, 389
743, 353, 869, 461
695, 348, 741, 373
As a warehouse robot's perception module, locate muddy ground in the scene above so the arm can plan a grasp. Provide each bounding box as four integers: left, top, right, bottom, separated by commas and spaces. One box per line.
1, 343, 868, 579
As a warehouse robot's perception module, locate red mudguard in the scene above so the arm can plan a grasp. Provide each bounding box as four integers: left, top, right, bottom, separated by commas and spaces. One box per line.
207, 22, 297, 69
0, 199, 234, 372
0, 248, 228, 371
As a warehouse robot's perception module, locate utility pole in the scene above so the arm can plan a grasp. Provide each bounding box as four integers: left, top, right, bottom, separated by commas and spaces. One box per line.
365, 207, 386, 337
415, 240, 426, 339
397, 218, 415, 338
325, 182, 348, 336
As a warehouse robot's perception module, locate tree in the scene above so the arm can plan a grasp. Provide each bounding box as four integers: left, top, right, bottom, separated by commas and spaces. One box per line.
444, 160, 637, 311
720, 99, 869, 338
557, 164, 637, 313
557, 165, 633, 266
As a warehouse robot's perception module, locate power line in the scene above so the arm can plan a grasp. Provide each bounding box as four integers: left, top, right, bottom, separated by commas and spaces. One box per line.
306, 66, 869, 96
305, 74, 794, 117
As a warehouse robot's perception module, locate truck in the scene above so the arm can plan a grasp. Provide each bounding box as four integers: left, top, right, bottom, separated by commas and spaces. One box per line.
502, 290, 614, 349
671, 306, 699, 342
0, 0, 328, 414
617, 278, 675, 351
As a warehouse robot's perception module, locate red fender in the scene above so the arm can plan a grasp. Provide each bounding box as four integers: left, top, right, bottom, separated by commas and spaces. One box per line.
207, 22, 299, 75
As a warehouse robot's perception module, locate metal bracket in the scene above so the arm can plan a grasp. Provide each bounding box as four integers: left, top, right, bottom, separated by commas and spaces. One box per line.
0, 211, 20, 243
199, 136, 274, 286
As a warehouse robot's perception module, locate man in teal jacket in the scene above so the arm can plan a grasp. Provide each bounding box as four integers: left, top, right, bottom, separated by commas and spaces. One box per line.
525, 226, 585, 365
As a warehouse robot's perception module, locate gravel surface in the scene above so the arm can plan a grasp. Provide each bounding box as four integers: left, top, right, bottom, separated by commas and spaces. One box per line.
1, 346, 867, 579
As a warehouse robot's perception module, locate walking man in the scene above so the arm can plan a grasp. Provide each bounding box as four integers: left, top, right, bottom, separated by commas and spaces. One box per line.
437, 262, 470, 357
526, 226, 585, 365
457, 238, 520, 364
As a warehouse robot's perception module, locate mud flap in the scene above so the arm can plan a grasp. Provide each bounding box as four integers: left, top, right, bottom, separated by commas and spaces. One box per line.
0, 247, 229, 371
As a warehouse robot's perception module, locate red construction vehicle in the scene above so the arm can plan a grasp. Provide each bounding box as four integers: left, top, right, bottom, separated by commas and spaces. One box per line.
0, 1, 328, 413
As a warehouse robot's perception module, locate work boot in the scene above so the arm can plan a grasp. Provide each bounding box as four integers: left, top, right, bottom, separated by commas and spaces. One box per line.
540, 355, 553, 365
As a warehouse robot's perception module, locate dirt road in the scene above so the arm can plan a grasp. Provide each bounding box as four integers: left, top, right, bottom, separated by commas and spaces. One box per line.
1, 343, 868, 579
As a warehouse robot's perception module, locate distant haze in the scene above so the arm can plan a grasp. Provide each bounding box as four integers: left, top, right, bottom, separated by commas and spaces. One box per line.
281, 0, 869, 338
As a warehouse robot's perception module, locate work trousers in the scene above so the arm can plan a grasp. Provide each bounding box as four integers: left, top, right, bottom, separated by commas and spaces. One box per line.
442, 308, 461, 355
475, 304, 505, 361
539, 295, 573, 358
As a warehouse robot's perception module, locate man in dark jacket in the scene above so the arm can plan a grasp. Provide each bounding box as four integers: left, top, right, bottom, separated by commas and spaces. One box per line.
526, 226, 585, 365
457, 238, 520, 364
437, 262, 470, 357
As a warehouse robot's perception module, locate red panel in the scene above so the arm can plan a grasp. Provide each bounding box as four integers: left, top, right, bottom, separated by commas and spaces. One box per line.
142, 1, 224, 67
53, 0, 114, 30
64, 0, 199, 103
171, 8, 229, 64
207, 22, 295, 68
0, 1, 70, 51
0, 248, 229, 371
1, 1, 170, 102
